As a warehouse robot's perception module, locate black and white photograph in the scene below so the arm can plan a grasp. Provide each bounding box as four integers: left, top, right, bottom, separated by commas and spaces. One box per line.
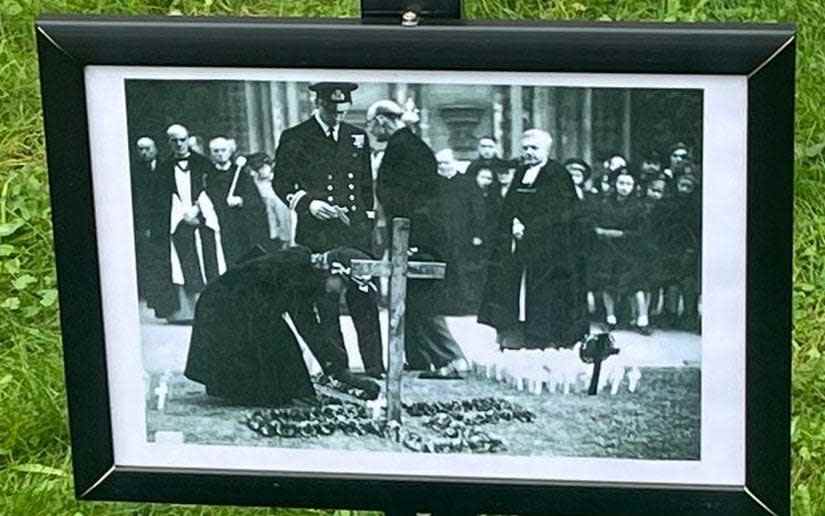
85, 67, 746, 487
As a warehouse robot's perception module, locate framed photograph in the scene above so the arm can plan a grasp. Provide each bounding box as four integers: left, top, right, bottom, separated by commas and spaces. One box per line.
36, 13, 793, 516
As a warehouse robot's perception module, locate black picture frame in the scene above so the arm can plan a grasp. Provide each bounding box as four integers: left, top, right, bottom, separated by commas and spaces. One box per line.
36, 14, 794, 516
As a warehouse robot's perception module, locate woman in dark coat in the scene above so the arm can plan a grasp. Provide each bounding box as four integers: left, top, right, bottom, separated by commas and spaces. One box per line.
478, 129, 590, 350
183, 246, 378, 406
219, 153, 291, 265
589, 168, 651, 334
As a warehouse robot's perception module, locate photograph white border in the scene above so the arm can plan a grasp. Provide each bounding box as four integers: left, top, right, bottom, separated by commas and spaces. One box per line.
84, 66, 747, 488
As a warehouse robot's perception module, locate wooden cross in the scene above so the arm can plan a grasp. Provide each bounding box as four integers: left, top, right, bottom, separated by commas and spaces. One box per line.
350, 217, 446, 425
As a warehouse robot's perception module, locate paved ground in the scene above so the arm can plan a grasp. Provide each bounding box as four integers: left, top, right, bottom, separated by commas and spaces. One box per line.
140, 303, 701, 459
139, 303, 701, 375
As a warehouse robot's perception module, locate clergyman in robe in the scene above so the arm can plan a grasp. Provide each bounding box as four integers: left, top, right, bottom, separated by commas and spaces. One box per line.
152, 124, 227, 321
478, 129, 590, 350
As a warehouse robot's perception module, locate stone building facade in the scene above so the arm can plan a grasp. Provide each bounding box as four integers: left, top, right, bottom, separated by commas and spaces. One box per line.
126, 79, 702, 169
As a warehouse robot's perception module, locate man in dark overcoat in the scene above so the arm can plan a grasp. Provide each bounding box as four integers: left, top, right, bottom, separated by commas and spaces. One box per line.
183, 246, 380, 406
433, 148, 471, 314
369, 100, 467, 376
131, 136, 160, 301
478, 129, 590, 349
273, 83, 384, 377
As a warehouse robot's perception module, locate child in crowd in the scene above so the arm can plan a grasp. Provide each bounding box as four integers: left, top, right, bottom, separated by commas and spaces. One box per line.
654, 172, 701, 332
564, 158, 603, 316
468, 167, 496, 248
564, 158, 590, 200
636, 153, 663, 197
464, 168, 497, 309
674, 173, 701, 331
590, 168, 652, 335
640, 175, 669, 324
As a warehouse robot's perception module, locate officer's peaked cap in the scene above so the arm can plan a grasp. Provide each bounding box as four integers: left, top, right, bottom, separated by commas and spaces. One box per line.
310, 82, 358, 104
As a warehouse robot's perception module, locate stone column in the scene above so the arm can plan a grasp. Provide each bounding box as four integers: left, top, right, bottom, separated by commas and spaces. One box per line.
622, 90, 632, 161
509, 85, 523, 159
581, 88, 594, 166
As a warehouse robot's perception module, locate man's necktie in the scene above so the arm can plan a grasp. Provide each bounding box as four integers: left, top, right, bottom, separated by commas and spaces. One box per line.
327, 127, 336, 143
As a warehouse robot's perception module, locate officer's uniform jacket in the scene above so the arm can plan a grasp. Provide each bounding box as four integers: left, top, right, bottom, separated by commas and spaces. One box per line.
274, 117, 374, 251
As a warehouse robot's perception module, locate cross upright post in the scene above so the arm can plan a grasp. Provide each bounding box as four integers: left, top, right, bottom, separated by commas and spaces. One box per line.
386, 217, 410, 423
350, 217, 446, 425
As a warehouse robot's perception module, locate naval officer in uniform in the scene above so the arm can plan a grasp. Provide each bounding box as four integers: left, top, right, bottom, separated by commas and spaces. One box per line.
273, 82, 384, 378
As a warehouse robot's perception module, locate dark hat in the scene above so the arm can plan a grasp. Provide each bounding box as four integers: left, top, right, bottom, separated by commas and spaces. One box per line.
677, 173, 700, 186
608, 166, 636, 185
245, 152, 272, 172
563, 158, 592, 179
309, 82, 358, 104
669, 141, 691, 155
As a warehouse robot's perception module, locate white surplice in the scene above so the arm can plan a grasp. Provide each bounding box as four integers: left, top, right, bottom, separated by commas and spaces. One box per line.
169, 161, 226, 286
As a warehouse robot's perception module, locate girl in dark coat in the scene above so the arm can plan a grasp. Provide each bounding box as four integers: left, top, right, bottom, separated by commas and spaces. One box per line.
640, 175, 669, 324
464, 168, 498, 312
590, 169, 651, 335
655, 173, 702, 332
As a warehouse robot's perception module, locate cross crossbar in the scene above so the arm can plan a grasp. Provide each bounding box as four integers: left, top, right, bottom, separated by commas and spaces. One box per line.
350, 259, 446, 279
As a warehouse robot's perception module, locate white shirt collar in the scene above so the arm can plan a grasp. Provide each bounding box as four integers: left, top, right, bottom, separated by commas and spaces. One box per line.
315, 113, 339, 142
521, 160, 547, 186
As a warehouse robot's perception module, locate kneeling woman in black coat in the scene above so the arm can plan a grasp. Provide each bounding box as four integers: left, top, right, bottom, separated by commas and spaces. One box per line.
183, 246, 380, 406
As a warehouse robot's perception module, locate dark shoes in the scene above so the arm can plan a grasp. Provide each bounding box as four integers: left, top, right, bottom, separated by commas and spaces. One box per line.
418, 368, 463, 380
328, 370, 381, 400
418, 359, 469, 380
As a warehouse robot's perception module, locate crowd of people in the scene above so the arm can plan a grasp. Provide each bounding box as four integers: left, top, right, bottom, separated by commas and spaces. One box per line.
435, 137, 702, 338
130, 81, 700, 407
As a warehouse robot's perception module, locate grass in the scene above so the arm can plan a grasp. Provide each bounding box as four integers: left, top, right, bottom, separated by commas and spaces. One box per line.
0, 0, 820, 514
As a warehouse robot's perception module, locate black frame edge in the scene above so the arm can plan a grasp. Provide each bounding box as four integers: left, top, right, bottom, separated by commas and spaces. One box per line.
35, 24, 117, 498
745, 34, 795, 516
34, 15, 794, 76
89, 469, 758, 515
33, 15, 796, 515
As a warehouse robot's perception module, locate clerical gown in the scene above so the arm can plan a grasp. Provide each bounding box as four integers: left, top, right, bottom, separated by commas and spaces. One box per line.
152, 152, 227, 317
205, 160, 244, 266
478, 160, 589, 348
183, 247, 346, 406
